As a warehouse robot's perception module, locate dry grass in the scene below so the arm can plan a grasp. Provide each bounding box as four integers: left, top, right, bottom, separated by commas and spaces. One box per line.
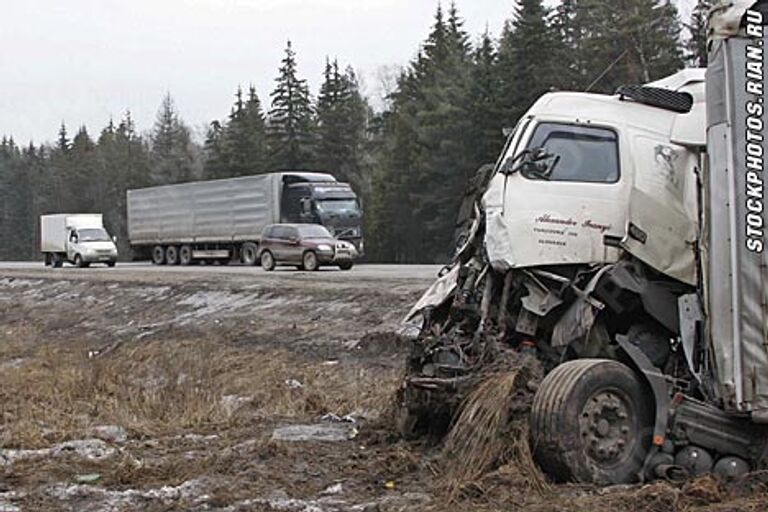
0, 336, 400, 449
440, 371, 550, 501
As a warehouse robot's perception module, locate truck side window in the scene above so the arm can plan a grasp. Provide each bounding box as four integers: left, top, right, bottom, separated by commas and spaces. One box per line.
525, 123, 620, 183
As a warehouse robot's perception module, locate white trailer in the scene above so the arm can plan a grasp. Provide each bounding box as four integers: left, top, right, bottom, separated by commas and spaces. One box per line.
40, 214, 118, 268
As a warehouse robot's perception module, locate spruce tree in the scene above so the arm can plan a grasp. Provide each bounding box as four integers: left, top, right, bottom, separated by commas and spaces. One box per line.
576, 0, 684, 92
686, 0, 712, 67
150, 93, 200, 184
468, 30, 505, 167
267, 41, 316, 170
316, 59, 370, 193
68, 126, 98, 212
370, 2, 474, 262
496, 0, 562, 125
203, 119, 227, 179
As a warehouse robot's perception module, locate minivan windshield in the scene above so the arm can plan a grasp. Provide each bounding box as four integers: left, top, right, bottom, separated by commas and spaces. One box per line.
298, 225, 333, 239
78, 228, 111, 242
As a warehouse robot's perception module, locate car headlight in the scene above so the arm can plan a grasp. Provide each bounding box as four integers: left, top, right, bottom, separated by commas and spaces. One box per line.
317, 244, 333, 252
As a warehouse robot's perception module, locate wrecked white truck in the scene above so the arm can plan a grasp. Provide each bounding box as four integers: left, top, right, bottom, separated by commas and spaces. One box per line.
399, 1, 768, 485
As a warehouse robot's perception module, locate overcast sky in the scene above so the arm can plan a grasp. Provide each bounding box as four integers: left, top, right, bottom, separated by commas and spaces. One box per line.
1, 0, 695, 145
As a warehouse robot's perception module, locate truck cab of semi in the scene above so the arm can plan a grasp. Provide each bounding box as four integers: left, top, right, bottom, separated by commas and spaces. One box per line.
280, 174, 364, 254
400, 1, 768, 486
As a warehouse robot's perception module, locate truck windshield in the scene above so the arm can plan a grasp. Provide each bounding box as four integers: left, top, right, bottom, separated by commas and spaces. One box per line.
78, 228, 111, 242
298, 225, 333, 239
316, 199, 359, 215
523, 123, 619, 183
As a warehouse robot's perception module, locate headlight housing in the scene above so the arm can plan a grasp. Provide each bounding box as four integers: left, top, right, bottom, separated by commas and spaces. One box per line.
317, 244, 333, 252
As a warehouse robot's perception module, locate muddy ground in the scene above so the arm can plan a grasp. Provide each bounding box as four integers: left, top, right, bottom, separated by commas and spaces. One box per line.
1, 267, 767, 511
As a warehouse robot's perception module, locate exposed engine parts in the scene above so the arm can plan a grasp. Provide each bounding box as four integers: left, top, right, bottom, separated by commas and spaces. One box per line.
401, 185, 768, 485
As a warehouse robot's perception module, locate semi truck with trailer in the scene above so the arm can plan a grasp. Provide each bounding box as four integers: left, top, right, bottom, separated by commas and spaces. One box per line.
399, 1, 768, 484
40, 214, 118, 268
126, 172, 364, 265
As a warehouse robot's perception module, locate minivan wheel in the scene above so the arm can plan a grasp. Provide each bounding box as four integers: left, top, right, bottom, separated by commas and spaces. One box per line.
530, 359, 653, 485
152, 246, 166, 265
302, 251, 319, 271
261, 251, 276, 271
242, 243, 259, 266
166, 246, 180, 265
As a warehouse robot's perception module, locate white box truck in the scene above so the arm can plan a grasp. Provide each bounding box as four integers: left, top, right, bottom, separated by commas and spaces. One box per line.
41, 214, 118, 268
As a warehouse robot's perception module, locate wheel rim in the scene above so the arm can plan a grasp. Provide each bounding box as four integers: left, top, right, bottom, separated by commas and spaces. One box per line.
167, 247, 178, 264
180, 246, 192, 264
153, 247, 164, 264
579, 389, 635, 466
244, 247, 257, 264
304, 252, 317, 270
262, 252, 273, 269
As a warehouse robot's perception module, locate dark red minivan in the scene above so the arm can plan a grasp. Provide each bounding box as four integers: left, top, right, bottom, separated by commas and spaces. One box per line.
258, 224, 358, 271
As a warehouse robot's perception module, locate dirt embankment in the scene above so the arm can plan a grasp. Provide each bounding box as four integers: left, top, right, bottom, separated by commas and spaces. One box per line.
1, 272, 767, 512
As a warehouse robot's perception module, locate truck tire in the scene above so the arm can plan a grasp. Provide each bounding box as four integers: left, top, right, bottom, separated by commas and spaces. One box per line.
302, 251, 319, 272
261, 251, 276, 271
152, 246, 166, 265
74, 254, 89, 268
165, 246, 180, 265
179, 245, 193, 266
241, 243, 259, 266
338, 262, 354, 271
52, 253, 63, 268
530, 359, 652, 485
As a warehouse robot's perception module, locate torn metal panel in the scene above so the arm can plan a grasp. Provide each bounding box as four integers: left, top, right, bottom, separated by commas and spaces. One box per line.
403, 264, 460, 324
620, 134, 701, 286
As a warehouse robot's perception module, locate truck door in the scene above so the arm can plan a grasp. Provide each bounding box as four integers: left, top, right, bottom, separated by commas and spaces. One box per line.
67, 229, 78, 261
485, 121, 629, 269
283, 226, 302, 263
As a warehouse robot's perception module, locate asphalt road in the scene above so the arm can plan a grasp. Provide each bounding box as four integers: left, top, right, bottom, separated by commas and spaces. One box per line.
0, 261, 443, 283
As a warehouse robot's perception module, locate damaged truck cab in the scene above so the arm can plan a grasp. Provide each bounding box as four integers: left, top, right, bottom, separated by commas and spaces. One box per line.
486, 70, 703, 285
401, 1, 768, 486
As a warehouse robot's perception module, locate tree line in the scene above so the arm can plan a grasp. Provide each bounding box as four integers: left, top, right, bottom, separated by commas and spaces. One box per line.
0, 0, 710, 262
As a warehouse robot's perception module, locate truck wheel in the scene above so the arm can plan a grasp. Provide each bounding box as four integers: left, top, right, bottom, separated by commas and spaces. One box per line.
74, 254, 89, 268
152, 246, 166, 265
165, 246, 180, 265
530, 359, 652, 485
261, 251, 276, 271
179, 245, 193, 266
52, 254, 63, 268
338, 262, 354, 271
241, 243, 259, 266
302, 251, 319, 272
